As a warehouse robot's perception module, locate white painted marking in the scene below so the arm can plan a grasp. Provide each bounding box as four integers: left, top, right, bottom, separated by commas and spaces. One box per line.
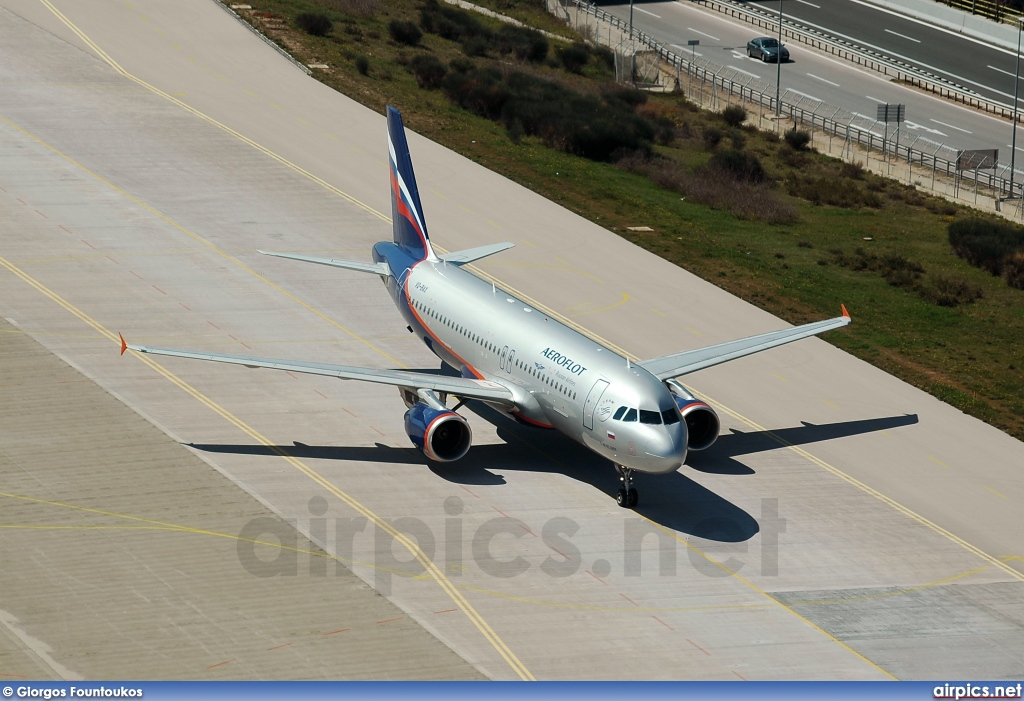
636, 7, 661, 18
687, 27, 719, 41
930, 119, 972, 134
796, 0, 821, 6
787, 89, 822, 102
904, 120, 945, 136
1007, 144, 1024, 153
807, 73, 840, 87
729, 66, 762, 79
988, 64, 1019, 78
884, 28, 921, 43
865, 95, 885, 103
671, 44, 702, 56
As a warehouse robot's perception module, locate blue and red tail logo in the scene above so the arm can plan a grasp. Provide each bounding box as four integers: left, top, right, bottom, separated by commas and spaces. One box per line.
387, 106, 435, 262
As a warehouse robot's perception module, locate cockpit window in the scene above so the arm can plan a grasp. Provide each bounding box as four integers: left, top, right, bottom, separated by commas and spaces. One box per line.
622, 408, 637, 422
639, 410, 662, 425
661, 407, 680, 425
612, 406, 627, 421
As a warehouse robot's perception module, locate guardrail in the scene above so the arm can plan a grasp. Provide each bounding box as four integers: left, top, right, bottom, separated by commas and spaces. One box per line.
939, 0, 1024, 24
551, 0, 1023, 210
694, 0, 1018, 121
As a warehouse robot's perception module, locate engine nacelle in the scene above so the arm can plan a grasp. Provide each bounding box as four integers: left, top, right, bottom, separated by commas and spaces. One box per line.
667, 380, 720, 452
404, 401, 472, 462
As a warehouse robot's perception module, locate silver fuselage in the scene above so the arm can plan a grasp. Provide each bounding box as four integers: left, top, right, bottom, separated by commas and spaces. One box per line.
384, 252, 687, 474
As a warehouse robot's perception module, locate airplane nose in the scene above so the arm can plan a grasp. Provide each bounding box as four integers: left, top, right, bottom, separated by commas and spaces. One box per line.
642, 425, 687, 474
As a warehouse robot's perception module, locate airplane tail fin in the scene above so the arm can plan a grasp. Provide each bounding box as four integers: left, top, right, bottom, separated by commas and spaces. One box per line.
387, 106, 436, 262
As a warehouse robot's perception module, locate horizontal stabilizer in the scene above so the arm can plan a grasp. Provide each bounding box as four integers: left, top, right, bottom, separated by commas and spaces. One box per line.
258, 250, 389, 276
123, 343, 516, 405
639, 308, 852, 380
438, 242, 515, 266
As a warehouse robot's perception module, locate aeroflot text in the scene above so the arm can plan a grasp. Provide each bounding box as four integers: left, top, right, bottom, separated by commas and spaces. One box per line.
934, 683, 1023, 699
540, 348, 587, 376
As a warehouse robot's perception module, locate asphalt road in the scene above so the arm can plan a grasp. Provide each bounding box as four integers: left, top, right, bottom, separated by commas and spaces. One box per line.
597, 0, 1024, 164
1, 0, 1023, 681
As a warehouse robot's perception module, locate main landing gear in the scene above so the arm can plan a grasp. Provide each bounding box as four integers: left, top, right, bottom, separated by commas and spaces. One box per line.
615, 464, 638, 508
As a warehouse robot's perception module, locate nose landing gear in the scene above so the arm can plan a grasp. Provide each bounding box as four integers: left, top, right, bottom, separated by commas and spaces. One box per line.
614, 464, 638, 508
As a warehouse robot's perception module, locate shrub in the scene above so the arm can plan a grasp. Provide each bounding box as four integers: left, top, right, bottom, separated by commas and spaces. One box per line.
321, 0, 379, 17
461, 36, 490, 57
296, 12, 332, 36
443, 67, 654, 161
1003, 251, 1024, 289
388, 20, 422, 46
784, 128, 811, 150
709, 149, 765, 184
557, 42, 591, 73
420, 1, 487, 41
721, 105, 747, 127
617, 153, 797, 224
839, 161, 865, 179
495, 25, 548, 62
354, 55, 369, 75
786, 175, 882, 208
409, 55, 447, 88
948, 218, 1024, 276
921, 274, 985, 307
702, 127, 723, 149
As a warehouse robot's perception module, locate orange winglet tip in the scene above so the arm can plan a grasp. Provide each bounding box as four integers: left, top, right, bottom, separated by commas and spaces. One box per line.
841, 304, 850, 319
119, 332, 127, 355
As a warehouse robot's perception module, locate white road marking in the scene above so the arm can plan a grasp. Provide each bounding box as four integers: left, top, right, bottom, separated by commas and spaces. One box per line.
687, 27, 720, 41
636, 7, 661, 18
904, 120, 945, 136
796, 0, 821, 7
787, 89, 822, 102
865, 95, 885, 103
930, 119, 972, 134
884, 28, 921, 43
1007, 144, 1024, 153
807, 73, 840, 87
729, 66, 762, 79
988, 64, 1019, 78
671, 44, 702, 56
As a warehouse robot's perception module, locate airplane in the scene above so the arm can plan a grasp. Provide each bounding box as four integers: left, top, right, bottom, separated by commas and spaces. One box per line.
120, 105, 851, 508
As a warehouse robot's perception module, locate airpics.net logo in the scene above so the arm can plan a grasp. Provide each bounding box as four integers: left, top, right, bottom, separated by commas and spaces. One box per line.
234, 496, 786, 595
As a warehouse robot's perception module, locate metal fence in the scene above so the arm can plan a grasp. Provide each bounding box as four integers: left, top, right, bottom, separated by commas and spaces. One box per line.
940, 0, 1024, 24
547, 0, 1024, 214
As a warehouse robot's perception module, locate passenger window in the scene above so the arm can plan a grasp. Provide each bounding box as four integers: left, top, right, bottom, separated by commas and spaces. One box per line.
623, 408, 637, 422
639, 410, 662, 425
612, 406, 627, 421
661, 408, 680, 425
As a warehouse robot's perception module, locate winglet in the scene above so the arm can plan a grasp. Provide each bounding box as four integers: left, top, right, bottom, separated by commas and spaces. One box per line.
119, 332, 128, 356
841, 304, 850, 319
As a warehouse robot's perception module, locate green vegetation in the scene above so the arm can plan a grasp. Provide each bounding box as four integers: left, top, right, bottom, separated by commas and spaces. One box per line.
229, 0, 1024, 439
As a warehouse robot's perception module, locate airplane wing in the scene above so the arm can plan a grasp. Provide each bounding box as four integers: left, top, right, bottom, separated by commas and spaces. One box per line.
638, 307, 851, 380
121, 338, 516, 406
257, 250, 389, 276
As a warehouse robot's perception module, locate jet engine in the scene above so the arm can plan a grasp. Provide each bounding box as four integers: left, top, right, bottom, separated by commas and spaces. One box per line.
666, 380, 720, 452
404, 401, 472, 462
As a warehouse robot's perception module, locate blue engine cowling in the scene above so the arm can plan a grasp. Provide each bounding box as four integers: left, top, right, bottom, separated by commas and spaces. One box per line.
404, 401, 473, 462
667, 381, 720, 452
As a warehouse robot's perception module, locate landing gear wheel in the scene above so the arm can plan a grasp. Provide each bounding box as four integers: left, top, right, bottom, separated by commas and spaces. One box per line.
614, 464, 637, 509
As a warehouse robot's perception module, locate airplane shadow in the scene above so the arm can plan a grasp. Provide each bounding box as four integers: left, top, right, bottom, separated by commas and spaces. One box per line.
687, 413, 920, 476
186, 403, 917, 544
